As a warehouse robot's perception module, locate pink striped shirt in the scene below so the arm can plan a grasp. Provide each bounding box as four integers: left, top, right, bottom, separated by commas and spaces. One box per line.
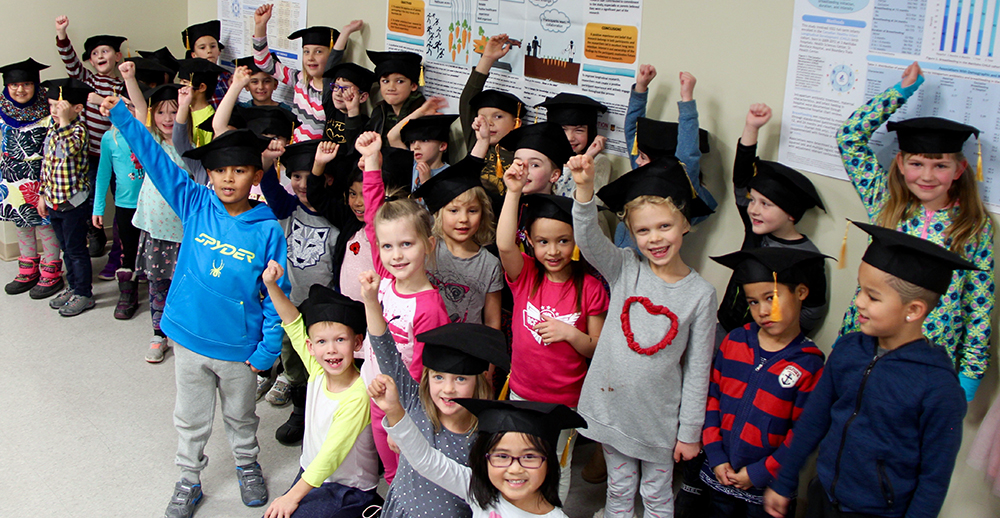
252, 37, 324, 142
56, 36, 124, 156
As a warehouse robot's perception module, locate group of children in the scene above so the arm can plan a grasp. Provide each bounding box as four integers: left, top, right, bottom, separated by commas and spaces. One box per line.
1, 8, 997, 518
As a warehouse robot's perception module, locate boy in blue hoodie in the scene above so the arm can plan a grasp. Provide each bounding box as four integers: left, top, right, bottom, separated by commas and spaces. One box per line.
102, 97, 290, 518
764, 222, 970, 518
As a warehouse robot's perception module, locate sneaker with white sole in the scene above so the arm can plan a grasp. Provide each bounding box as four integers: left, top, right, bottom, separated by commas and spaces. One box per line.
58, 294, 95, 317
146, 336, 170, 363
163, 480, 202, 518
48, 288, 74, 309
265, 379, 291, 406
235, 462, 268, 507
256, 371, 277, 401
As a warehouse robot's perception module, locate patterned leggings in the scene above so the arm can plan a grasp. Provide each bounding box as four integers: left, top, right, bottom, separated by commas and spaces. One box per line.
150, 279, 170, 337
16, 225, 60, 262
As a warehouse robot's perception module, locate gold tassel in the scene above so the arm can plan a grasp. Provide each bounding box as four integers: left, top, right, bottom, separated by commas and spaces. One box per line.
771, 271, 782, 323
418, 65, 425, 87
977, 138, 983, 182
498, 373, 510, 400
58, 86, 63, 102
752, 161, 758, 177
329, 29, 335, 49
631, 129, 638, 156
126, 42, 131, 58
146, 106, 152, 127
571, 245, 580, 261
837, 220, 849, 270
276, 157, 281, 177
560, 430, 576, 467
185, 31, 190, 52
495, 144, 504, 178
533, 112, 538, 124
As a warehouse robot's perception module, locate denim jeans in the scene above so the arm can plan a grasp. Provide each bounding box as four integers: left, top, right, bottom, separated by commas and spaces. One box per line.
49, 202, 92, 297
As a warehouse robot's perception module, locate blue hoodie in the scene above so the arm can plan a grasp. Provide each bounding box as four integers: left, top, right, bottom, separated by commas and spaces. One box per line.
109, 102, 290, 370
771, 332, 966, 518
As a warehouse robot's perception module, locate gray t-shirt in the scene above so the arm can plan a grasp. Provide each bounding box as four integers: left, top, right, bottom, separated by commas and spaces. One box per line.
428, 240, 504, 324
281, 205, 340, 305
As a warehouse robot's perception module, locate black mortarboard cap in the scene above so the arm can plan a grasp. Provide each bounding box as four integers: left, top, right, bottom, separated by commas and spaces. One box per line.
238, 105, 299, 140
747, 159, 824, 222
139, 47, 180, 75
381, 147, 416, 193
178, 58, 226, 89
324, 62, 376, 92
281, 139, 320, 176
887, 117, 980, 154
852, 220, 979, 294
183, 20, 224, 52
367, 50, 422, 83
597, 158, 713, 220
412, 155, 484, 213
126, 57, 174, 87
83, 35, 127, 58
498, 123, 574, 169
144, 83, 182, 105
400, 114, 457, 143
288, 26, 339, 48
456, 399, 587, 446
0, 58, 48, 86
297, 284, 366, 333
182, 128, 269, 170
539, 93, 607, 126
521, 193, 573, 227
470, 89, 525, 119
711, 248, 830, 287
41, 78, 93, 106
233, 54, 280, 75
636, 117, 710, 158
418, 323, 510, 375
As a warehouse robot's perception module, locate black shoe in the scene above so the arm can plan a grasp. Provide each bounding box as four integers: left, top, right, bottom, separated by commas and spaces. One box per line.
88, 226, 107, 257
275, 406, 306, 445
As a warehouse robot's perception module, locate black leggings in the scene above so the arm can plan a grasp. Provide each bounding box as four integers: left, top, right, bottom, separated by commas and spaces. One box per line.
115, 206, 140, 271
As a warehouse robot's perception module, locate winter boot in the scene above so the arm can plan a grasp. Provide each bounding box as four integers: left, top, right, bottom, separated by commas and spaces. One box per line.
87, 222, 107, 257
275, 386, 307, 445
5, 256, 40, 295
98, 222, 123, 280
114, 268, 139, 320
29, 259, 65, 299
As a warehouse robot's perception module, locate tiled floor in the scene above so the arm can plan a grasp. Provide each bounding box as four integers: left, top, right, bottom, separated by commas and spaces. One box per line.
0, 256, 612, 518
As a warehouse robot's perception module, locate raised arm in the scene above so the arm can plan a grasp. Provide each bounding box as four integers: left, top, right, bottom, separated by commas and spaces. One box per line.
54, 15, 95, 85
118, 62, 148, 123
386, 96, 447, 150
570, 155, 626, 282
262, 260, 300, 325
252, 4, 296, 84
623, 64, 654, 170
358, 132, 390, 278
497, 160, 528, 282
213, 66, 252, 136
385, 411, 472, 500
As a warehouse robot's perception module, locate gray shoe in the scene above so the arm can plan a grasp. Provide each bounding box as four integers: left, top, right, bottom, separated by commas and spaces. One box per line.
146, 336, 170, 363
265, 379, 291, 406
255, 371, 277, 401
235, 462, 268, 507
48, 288, 74, 309
164, 480, 202, 518
58, 294, 95, 317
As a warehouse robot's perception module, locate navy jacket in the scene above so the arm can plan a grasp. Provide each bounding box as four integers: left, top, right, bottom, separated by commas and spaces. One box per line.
771, 332, 965, 517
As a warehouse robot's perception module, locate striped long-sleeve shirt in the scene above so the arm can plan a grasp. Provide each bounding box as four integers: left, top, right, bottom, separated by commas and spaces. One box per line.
55, 36, 123, 156
701, 323, 824, 502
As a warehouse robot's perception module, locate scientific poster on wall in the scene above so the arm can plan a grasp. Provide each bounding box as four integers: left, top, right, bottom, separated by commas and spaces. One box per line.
384, 0, 643, 156
217, 0, 308, 105
778, 0, 1000, 212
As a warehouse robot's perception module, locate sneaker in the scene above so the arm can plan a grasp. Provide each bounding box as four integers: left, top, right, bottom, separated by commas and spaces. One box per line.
136, 271, 148, 284
146, 336, 170, 363
265, 380, 291, 406
235, 462, 268, 507
48, 288, 74, 309
255, 371, 277, 401
58, 294, 95, 317
163, 480, 202, 518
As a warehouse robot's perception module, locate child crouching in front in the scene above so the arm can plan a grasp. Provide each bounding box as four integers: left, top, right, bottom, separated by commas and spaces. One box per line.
262, 263, 379, 517
764, 222, 971, 518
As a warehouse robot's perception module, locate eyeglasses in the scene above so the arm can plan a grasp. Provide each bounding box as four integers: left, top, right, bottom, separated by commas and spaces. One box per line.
331, 84, 355, 93
485, 453, 546, 469
8, 83, 32, 91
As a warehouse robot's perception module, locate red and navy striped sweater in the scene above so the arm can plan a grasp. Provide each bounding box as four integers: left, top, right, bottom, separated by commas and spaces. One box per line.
702, 322, 825, 496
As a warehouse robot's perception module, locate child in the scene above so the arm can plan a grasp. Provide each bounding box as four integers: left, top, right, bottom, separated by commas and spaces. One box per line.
497, 169, 609, 501
412, 155, 503, 326
570, 156, 717, 517
718, 103, 827, 338
38, 78, 95, 316
0, 58, 64, 299
181, 20, 231, 108
177, 58, 225, 148
538, 92, 611, 198
322, 62, 374, 147
231, 55, 291, 111
254, 4, 363, 141
764, 221, 971, 518
373, 387, 586, 517
837, 61, 994, 402
387, 105, 456, 192
261, 265, 380, 517
104, 98, 291, 517
364, 50, 426, 138
491, 122, 574, 196
356, 130, 450, 484
703, 248, 828, 517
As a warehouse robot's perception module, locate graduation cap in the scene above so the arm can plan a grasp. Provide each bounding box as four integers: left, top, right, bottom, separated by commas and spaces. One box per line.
238, 105, 299, 140
888, 117, 984, 181
138, 47, 180, 75
297, 284, 366, 334
182, 20, 225, 52
41, 78, 94, 106
367, 50, 422, 84
418, 323, 510, 375
455, 399, 587, 447
144, 83, 182, 105
117, 82, 149, 102
470, 89, 525, 119
182, 128, 270, 170
538, 93, 607, 127
324, 62, 376, 92
381, 147, 415, 193
177, 58, 226, 89
747, 159, 824, 222
634, 116, 710, 158
498, 122, 574, 169
852, 220, 979, 294
280, 139, 320, 176
233, 54, 280, 75
83, 35, 127, 59
521, 193, 573, 227
400, 114, 457, 144
412, 155, 485, 213
597, 158, 713, 220
289, 26, 339, 48
712, 248, 830, 322
0, 58, 48, 85
125, 57, 174, 87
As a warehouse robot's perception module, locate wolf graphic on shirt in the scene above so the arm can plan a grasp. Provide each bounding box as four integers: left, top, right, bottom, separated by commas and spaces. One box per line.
523, 300, 580, 344
288, 218, 330, 270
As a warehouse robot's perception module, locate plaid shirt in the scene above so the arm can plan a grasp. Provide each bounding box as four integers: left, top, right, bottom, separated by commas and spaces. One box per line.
210, 70, 232, 109
41, 117, 90, 205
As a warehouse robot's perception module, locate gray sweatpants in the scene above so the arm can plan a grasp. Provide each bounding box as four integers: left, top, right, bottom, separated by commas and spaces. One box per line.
174, 344, 260, 483
603, 443, 675, 518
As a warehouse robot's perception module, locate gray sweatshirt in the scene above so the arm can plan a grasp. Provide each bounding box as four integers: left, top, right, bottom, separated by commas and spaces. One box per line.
572, 197, 717, 463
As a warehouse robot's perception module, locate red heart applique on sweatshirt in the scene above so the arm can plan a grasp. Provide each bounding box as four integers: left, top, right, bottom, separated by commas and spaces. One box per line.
620, 296, 678, 355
